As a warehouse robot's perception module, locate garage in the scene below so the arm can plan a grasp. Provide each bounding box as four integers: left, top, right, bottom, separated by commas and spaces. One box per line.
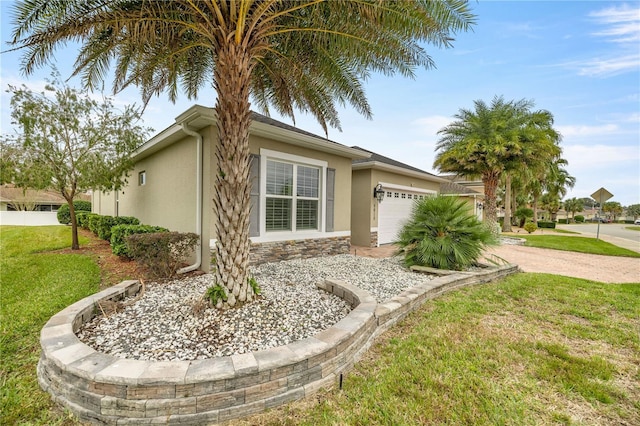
377, 183, 435, 245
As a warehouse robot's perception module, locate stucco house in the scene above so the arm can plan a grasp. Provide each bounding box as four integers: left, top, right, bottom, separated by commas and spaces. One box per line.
350, 150, 485, 247
92, 105, 369, 271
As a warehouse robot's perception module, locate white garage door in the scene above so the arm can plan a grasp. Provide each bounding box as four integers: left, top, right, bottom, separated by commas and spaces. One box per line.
378, 187, 430, 245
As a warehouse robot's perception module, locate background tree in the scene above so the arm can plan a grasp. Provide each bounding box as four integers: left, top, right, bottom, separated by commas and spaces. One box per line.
603, 201, 623, 221
626, 204, 640, 220
540, 192, 561, 221
10, 0, 475, 307
1, 76, 149, 249
563, 197, 584, 223
434, 96, 561, 230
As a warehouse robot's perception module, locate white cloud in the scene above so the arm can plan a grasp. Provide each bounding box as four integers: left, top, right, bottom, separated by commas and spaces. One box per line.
564, 143, 640, 171
556, 124, 618, 137
590, 4, 640, 43
411, 115, 452, 137
575, 53, 640, 77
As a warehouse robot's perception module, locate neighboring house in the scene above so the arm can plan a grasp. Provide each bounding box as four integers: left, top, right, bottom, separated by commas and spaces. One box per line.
439, 180, 485, 222
0, 184, 66, 211
350, 147, 446, 247
92, 105, 369, 271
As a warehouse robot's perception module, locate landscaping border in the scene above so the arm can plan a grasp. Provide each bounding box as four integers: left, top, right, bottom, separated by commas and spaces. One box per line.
38, 264, 518, 425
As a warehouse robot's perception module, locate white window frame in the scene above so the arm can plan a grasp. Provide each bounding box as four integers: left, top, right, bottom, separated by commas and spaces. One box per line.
258, 149, 327, 241
138, 171, 146, 186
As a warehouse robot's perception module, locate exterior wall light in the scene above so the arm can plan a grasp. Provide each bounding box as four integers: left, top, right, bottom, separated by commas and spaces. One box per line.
373, 184, 385, 202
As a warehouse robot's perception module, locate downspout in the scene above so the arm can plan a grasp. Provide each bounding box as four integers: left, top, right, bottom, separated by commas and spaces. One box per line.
177, 122, 203, 274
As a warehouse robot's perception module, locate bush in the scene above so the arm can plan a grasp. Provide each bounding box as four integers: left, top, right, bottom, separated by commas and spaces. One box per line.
395, 195, 496, 271
95, 215, 141, 241
111, 224, 169, 258
127, 232, 199, 278
56, 200, 92, 224
537, 221, 556, 229
87, 214, 102, 235
523, 221, 538, 234
514, 207, 534, 227
575, 215, 585, 223
557, 218, 568, 224
76, 212, 94, 229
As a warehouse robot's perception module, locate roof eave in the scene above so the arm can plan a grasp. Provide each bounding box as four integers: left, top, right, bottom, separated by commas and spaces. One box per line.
353, 161, 446, 182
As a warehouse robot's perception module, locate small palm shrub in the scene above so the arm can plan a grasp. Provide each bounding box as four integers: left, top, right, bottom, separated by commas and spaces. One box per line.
514, 207, 534, 227
396, 195, 496, 271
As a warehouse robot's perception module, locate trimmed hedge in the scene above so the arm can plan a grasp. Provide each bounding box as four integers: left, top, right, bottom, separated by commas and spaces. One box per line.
537, 221, 556, 229
557, 218, 568, 224
87, 214, 102, 235
76, 212, 95, 229
95, 215, 140, 241
127, 232, 199, 278
111, 224, 169, 258
56, 200, 92, 225
575, 215, 585, 223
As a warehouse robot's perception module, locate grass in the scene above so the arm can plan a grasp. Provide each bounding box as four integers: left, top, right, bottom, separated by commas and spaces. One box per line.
237, 274, 640, 425
0, 226, 99, 425
2, 226, 639, 425
551, 228, 580, 234
518, 235, 640, 257
625, 226, 640, 232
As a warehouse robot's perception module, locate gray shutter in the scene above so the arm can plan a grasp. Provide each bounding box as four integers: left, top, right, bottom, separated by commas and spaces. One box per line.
325, 168, 335, 232
249, 154, 260, 237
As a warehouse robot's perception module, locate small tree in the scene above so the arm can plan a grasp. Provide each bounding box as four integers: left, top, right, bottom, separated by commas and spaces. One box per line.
396, 195, 496, 271
603, 201, 623, 221
514, 207, 534, 228
563, 197, 584, 223
626, 204, 640, 220
1, 73, 150, 249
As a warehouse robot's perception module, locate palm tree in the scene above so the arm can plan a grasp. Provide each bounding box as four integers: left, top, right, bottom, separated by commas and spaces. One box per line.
396, 195, 495, 271
433, 96, 560, 230
563, 197, 584, 222
10, 1, 474, 307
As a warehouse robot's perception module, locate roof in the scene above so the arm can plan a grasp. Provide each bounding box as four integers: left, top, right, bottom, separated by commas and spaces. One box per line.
439, 181, 483, 196
133, 105, 370, 161
351, 146, 445, 182
0, 185, 90, 204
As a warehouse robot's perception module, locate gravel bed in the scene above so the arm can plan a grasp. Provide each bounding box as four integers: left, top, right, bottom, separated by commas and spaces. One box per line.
77, 254, 435, 361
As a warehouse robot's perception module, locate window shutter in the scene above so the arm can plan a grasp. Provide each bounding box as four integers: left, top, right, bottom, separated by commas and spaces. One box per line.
249, 154, 260, 237
325, 168, 335, 232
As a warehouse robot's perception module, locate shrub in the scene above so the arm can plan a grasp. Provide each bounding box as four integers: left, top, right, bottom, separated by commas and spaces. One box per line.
514, 207, 534, 227
557, 218, 568, 224
575, 215, 585, 223
110, 224, 169, 258
76, 212, 95, 229
95, 215, 140, 241
56, 200, 92, 224
87, 214, 102, 235
523, 221, 538, 234
395, 195, 496, 271
537, 221, 556, 229
127, 232, 199, 278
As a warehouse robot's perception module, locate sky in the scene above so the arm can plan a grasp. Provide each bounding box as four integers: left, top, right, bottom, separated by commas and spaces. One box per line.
1, 1, 639, 207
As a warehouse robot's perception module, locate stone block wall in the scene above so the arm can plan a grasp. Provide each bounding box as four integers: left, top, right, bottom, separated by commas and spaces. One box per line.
38, 264, 518, 425
249, 236, 350, 265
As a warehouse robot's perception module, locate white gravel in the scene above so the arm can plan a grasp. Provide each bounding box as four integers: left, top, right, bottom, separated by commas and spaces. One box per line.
77, 254, 435, 361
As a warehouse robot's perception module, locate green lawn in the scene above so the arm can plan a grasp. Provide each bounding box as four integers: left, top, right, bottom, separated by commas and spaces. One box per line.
625, 226, 640, 232
518, 234, 640, 257
0, 226, 99, 425
240, 274, 640, 425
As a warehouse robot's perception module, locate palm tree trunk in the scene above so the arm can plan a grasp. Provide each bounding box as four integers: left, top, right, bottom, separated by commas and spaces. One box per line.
212, 43, 254, 307
532, 194, 539, 223
482, 171, 500, 232
502, 173, 512, 232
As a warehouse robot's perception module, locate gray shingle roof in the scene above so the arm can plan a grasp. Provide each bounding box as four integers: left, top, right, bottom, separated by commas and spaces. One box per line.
350, 146, 438, 177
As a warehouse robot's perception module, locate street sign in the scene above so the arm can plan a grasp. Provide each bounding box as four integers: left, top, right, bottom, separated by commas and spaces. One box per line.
590, 187, 614, 240
591, 187, 613, 205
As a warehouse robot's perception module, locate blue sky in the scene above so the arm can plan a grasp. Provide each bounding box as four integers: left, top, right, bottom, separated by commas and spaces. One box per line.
1, 1, 639, 206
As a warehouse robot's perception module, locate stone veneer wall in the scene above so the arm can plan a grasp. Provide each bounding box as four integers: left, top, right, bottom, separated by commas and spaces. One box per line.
249, 236, 350, 265
369, 231, 378, 248
38, 265, 518, 425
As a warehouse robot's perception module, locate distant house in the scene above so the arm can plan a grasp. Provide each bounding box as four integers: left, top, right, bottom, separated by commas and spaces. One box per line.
92, 105, 369, 270
0, 185, 67, 212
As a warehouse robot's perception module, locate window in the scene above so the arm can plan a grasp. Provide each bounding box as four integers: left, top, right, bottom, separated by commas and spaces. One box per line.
265, 159, 320, 232
138, 171, 146, 186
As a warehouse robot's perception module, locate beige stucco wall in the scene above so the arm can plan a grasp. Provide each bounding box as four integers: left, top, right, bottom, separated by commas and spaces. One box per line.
350, 169, 373, 247
350, 168, 442, 247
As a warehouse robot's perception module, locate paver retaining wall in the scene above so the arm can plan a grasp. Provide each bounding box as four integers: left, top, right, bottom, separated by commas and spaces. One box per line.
38, 264, 518, 425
